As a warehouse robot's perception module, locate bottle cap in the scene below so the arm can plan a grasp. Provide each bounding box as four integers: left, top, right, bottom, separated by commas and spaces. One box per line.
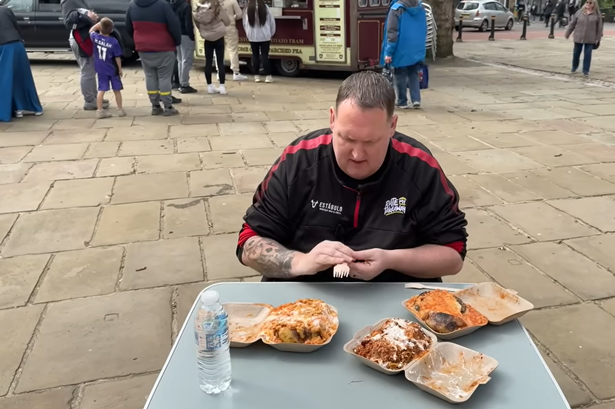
200, 290, 219, 305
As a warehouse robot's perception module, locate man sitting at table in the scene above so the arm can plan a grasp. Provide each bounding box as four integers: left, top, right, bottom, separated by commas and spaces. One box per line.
235, 71, 468, 283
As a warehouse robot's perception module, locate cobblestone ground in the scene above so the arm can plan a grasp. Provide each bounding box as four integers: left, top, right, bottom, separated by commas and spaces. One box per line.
1, 47, 615, 409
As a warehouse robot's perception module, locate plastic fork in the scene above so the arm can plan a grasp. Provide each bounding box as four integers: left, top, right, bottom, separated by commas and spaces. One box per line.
333, 263, 350, 278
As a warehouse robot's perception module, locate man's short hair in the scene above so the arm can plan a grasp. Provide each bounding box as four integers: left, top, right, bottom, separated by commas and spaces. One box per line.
335, 71, 396, 119
100, 17, 114, 35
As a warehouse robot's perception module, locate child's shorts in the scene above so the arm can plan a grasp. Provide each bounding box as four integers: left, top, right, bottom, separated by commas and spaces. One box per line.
98, 74, 123, 92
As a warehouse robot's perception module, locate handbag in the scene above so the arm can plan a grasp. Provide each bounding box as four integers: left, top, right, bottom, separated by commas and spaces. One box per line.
419, 64, 429, 90
594, 41, 600, 50
381, 63, 394, 87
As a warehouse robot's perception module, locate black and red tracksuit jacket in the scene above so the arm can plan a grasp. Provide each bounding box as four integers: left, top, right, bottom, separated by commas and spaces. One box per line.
125, 0, 181, 52
236, 129, 468, 283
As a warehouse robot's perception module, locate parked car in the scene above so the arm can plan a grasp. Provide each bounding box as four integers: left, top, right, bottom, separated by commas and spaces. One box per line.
0, 0, 135, 58
455, 0, 514, 31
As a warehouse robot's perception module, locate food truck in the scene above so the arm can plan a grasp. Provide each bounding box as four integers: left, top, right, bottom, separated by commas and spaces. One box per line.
194, 0, 394, 76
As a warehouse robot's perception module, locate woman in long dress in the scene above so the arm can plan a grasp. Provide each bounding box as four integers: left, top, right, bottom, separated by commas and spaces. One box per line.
0, 5, 43, 122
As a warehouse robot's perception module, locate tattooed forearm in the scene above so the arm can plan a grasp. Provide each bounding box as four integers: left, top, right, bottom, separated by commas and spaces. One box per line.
242, 236, 299, 279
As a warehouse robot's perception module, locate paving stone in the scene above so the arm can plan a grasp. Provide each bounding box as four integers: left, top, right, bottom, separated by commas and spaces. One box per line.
539, 350, 592, 408
242, 275, 263, 282
189, 169, 234, 196
92, 202, 160, 246
464, 208, 532, 249
2, 207, 98, 257
510, 146, 597, 167
293, 119, 329, 132
0, 255, 50, 308
0, 213, 17, 244
96, 157, 135, 177
16, 288, 172, 392
266, 111, 300, 121
118, 140, 174, 156
471, 120, 547, 134
35, 247, 122, 303
104, 125, 169, 141
580, 163, 615, 184
22, 159, 98, 182
190, 105, 232, 115
500, 171, 576, 200
430, 136, 491, 152
6, 119, 56, 132
0, 163, 31, 184
0, 131, 49, 147
521, 304, 615, 399
218, 123, 267, 135
232, 112, 270, 123
513, 242, 615, 300
432, 151, 477, 175
176, 137, 212, 153
468, 248, 578, 308
563, 144, 615, 163
264, 121, 300, 133
0, 387, 74, 409
41, 178, 114, 209
0, 147, 32, 164
84, 142, 120, 158
0, 182, 51, 214
163, 198, 210, 238
176, 281, 239, 326
202, 234, 256, 280
602, 298, 615, 317
467, 174, 541, 202
566, 234, 615, 272
268, 132, 300, 147
592, 402, 615, 409
469, 133, 540, 148
521, 130, 591, 145
122, 238, 204, 290
455, 149, 542, 172
532, 167, 615, 197
44, 129, 107, 144
209, 134, 273, 151
112, 173, 188, 204
0, 305, 44, 395
449, 176, 502, 208
51, 118, 95, 130
181, 114, 232, 125
490, 202, 599, 241
136, 153, 200, 174
199, 151, 245, 169
443, 260, 491, 283
81, 374, 158, 409
208, 194, 253, 234
230, 167, 268, 194
240, 148, 283, 166
548, 197, 615, 232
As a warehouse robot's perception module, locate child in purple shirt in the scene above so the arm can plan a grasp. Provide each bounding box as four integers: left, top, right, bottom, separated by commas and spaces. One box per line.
89, 18, 125, 119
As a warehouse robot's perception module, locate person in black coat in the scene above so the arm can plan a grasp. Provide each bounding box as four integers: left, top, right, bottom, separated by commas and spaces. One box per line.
555, 0, 567, 26
543, 0, 555, 26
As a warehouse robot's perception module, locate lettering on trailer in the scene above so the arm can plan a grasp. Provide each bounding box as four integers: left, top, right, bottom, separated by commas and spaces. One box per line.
238, 46, 303, 54
239, 37, 305, 44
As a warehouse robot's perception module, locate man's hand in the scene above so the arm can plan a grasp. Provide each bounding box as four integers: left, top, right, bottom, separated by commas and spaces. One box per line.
87, 11, 99, 22
385, 56, 392, 64
295, 241, 355, 276
89, 22, 100, 33
349, 248, 389, 281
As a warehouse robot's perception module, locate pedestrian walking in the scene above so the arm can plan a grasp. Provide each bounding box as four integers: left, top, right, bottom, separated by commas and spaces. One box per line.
223, 0, 247, 81
194, 0, 231, 94
89, 18, 125, 119
543, 0, 554, 26
170, 0, 198, 93
530, 3, 538, 21
381, 0, 427, 109
61, 0, 109, 111
126, 0, 182, 116
565, 0, 603, 76
0, 5, 42, 122
243, 0, 276, 83
555, 0, 567, 26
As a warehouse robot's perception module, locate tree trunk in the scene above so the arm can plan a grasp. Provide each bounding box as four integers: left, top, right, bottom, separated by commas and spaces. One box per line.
429, 0, 455, 58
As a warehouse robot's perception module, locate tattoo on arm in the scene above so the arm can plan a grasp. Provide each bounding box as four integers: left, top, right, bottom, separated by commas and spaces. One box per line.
242, 237, 297, 279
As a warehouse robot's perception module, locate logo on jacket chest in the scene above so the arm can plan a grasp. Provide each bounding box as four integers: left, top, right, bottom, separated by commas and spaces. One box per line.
384, 197, 406, 216
311, 200, 343, 216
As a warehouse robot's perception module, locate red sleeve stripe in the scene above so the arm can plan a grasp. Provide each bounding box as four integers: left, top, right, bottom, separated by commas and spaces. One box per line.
391, 139, 459, 213
238, 223, 258, 247
261, 133, 332, 192
444, 241, 465, 253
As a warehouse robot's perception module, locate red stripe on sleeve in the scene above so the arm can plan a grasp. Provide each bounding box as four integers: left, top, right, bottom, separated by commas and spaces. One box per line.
238, 223, 258, 247
444, 241, 464, 253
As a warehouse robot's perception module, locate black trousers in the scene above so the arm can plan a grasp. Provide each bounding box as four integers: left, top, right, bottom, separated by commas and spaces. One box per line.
172, 51, 179, 87
205, 38, 225, 84
250, 41, 271, 76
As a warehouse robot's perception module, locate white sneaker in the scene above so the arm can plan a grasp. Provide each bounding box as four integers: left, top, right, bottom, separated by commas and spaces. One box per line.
412, 102, 421, 109
265, 75, 274, 83
254, 75, 262, 83
233, 73, 247, 81
219, 84, 227, 95
207, 84, 220, 94
14, 110, 23, 118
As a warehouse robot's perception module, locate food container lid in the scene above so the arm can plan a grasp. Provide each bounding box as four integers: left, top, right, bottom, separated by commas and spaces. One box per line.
454, 282, 534, 325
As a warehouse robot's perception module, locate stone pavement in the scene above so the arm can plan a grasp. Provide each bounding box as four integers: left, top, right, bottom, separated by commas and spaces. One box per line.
1, 51, 615, 409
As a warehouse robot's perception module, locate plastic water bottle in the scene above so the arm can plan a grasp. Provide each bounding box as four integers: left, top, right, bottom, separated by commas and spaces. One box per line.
194, 290, 232, 394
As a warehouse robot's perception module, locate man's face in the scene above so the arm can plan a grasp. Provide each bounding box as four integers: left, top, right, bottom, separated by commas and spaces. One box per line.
329, 100, 397, 180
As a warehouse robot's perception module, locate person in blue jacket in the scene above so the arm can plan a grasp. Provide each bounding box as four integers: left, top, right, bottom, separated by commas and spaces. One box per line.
381, 0, 427, 109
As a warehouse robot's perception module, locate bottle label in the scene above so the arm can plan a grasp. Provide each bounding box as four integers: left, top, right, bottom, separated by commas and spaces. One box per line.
195, 312, 229, 351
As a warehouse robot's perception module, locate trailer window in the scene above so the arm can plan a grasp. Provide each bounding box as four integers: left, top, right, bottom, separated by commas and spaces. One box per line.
382, 0, 390, 5
369, 0, 380, 6
359, 0, 368, 6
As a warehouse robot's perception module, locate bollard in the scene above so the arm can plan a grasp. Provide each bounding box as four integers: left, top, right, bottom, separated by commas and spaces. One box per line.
520, 15, 528, 40
489, 15, 496, 41
456, 16, 464, 42
548, 14, 555, 38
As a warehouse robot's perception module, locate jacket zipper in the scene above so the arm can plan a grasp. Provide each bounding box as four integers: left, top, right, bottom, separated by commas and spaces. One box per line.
353, 192, 361, 228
